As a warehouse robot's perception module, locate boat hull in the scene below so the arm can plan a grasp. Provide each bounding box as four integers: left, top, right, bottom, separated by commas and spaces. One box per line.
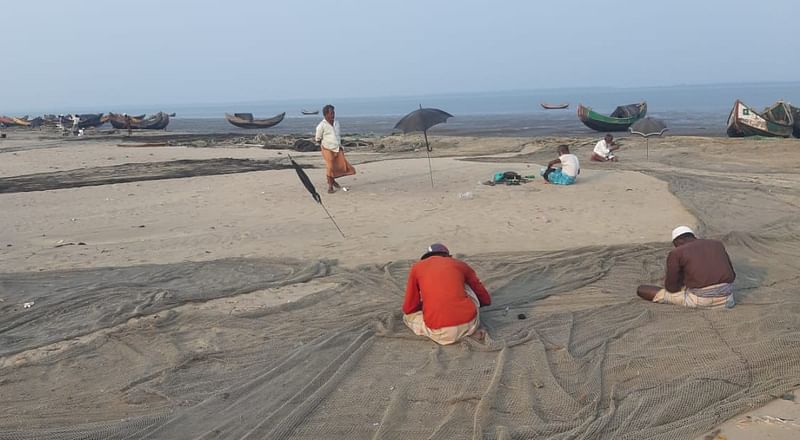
225, 112, 286, 129
541, 103, 569, 110
790, 105, 800, 138
109, 112, 170, 130
726, 100, 792, 138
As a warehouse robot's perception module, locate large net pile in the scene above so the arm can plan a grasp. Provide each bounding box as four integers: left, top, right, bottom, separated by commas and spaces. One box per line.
1, 148, 800, 439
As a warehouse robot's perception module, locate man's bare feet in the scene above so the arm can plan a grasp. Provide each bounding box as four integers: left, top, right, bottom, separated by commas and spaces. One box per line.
469, 328, 487, 342
327, 187, 336, 194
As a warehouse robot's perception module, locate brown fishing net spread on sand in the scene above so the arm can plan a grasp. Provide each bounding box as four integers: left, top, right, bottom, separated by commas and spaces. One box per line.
1, 161, 800, 439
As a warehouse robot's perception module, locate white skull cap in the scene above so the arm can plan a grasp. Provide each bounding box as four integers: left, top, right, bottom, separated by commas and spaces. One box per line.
671, 226, 695, 241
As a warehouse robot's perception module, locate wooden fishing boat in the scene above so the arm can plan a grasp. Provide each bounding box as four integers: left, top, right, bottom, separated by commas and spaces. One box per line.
0, 116, 31, 127
762, 101, 794, 135
11, 117, 31, 127
301, 109, 319, 115
788, 104, 800, 138
60, 113, 106, 129
108, 112, 170, 130
726, 100, 792, 138
577, 102, 647, 132
108, 113, 140, 129
224, 112, 285, 129
28, 117, 44, 128
137, 112, 170, 130
540, 103, 569, 110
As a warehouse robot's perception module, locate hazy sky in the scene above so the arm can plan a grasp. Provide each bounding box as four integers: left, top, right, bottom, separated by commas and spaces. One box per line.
2, 0, 798, 111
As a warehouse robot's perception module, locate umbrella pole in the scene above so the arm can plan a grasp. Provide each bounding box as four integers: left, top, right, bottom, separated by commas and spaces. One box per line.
320, 201, 346, 239
424, 129, 434, 188
646, 137, 649, 159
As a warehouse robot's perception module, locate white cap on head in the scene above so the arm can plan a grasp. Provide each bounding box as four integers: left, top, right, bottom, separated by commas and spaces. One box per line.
671, 226, 695, 241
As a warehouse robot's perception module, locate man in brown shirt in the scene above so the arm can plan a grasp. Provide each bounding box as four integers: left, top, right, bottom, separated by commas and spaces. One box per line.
637, 226, 736, 309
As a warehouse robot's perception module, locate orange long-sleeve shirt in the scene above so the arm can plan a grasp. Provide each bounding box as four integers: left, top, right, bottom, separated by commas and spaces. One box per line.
403, 256, 492, 329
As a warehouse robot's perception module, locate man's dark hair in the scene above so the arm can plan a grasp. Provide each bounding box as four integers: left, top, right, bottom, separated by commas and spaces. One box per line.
674, 232, 695, 241
558, 144, 569, 154
322, 104, 335, 115
420, 251, 449, 260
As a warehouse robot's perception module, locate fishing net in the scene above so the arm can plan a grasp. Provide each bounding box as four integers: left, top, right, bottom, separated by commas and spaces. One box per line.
1, 157, 800, 439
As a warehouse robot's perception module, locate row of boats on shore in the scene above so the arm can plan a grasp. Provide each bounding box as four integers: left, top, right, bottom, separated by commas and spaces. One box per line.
3, 101, 800, 138
547, 99, 800, 138
0, 112, 173, 131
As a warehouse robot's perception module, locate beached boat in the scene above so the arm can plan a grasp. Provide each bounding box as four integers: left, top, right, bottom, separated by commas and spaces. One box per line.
108, 113, 140, 129
59, 113, 106, 129
225, 112, 286, 129
136, 112, 170, 130
788, 104, 800, 138
726, 100, 792, 138
301, 109, 319, 115
0, 116, 31, 127
108, 112, 170, 130
762, 101, 795, 135
577, 102, 647, 132
540, 103, 569, 110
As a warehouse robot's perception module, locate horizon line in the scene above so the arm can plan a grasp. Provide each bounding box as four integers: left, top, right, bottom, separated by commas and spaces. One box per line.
5, 79, 800, 115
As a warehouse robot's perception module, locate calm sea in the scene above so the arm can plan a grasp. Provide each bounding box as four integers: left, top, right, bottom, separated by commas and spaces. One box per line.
80, 82, 800, 137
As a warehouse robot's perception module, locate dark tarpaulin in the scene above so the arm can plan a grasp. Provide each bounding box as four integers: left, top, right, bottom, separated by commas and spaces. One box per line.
610, 104, 643, 119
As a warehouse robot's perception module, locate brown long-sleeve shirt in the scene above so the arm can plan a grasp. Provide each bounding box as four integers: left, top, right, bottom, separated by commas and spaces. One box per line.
665, 239, 736, 292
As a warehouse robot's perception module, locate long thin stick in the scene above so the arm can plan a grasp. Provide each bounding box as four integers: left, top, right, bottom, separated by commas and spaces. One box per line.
320, 202, 346, 238
424, 129, 434, 188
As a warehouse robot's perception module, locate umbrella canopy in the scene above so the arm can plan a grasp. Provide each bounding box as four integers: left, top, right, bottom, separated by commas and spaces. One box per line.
629, 117, 668, 137
287, 155, 345, 238
394, 107, 453, 188
394, 108, 453, 135
289, 156, 321, 204
628, 117, 668, 159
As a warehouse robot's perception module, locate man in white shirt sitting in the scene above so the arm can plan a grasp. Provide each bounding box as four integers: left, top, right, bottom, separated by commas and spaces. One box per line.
591, 133, 619, 162
541, 145, 580, 185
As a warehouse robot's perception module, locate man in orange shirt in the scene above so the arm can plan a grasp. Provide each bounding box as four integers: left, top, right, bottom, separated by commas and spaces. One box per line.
403, 243, 492, 345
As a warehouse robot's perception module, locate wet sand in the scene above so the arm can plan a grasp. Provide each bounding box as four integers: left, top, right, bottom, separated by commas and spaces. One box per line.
0, 129, 799, 439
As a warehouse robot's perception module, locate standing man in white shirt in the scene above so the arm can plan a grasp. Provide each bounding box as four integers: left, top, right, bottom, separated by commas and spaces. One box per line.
315, 104, 355, 193
541, 145, 580, 185
591, 133, 620, 162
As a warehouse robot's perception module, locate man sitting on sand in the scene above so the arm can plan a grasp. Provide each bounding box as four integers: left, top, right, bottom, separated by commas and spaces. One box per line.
637, 226, 736, 308
591, 133, 619, 162
541, 145, 580, 185
403, 243, 492, 345
315, 104, 356, 194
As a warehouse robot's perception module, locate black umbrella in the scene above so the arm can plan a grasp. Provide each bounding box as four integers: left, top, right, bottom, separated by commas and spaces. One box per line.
629, 117, 668, 159
394, 106, 453, 187
288, 155, 345, 238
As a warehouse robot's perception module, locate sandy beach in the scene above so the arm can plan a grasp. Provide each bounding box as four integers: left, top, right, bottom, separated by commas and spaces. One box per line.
1, 128, 799, 439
